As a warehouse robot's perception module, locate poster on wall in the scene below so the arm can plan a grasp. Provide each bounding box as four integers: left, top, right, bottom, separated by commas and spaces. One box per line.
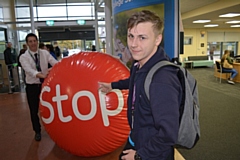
112, 0, 178, 64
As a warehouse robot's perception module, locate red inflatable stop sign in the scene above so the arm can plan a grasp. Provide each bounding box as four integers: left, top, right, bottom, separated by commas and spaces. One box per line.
39, 52, 130, 157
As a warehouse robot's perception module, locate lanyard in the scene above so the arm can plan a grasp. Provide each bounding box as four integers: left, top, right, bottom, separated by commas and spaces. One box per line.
131, 62, 140, 129
28, 50, 40, 70
131, 84, 136, 129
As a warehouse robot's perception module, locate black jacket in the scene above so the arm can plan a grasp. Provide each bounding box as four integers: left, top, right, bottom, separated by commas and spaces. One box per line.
112, 47, 182, 159
17, 49, 26, 67
4, 47, 15, 65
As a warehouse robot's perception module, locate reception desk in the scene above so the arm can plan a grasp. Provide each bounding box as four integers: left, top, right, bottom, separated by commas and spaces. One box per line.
214, 61, 240, 83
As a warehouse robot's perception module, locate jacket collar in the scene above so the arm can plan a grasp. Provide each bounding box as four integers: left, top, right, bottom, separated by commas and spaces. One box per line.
134, 46, 170, 73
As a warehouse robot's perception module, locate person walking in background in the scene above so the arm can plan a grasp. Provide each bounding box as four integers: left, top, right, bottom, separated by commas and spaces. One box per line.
4, 42, 17, 80
99, 10, 182, 160
62, 47, 69, 57
46, 44, 58, 68
19, 33, 58, 141
46, 44, 57, 60
17, 44, 27, 67
17, 44, 28, 84
4, 42, 17, 65
39, 42, 47, 50
209, 46, 215, 60
91, 45, 96, 51
221, 50, 238, 84
54, 41, 62, 60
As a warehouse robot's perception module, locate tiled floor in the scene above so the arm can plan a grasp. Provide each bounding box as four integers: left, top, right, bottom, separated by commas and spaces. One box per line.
0, 92, 185, 160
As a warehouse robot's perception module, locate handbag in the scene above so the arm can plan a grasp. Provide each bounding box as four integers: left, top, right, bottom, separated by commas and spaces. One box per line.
223, 59, 233, 69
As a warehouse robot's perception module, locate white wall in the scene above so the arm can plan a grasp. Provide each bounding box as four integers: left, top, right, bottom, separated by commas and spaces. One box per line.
180, 28, 240, 61
208, 32, 240, 42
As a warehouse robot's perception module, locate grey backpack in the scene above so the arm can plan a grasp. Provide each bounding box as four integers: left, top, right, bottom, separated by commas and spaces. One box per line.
144, 61, 200, 149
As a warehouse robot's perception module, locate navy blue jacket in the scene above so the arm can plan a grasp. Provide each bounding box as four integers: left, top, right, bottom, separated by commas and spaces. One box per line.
112, 47, 182, 159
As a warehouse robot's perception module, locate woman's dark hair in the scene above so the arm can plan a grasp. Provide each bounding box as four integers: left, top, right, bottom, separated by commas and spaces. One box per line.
39, 42, 45, 49
91, 45, 96, 51
46, 44, 55, 53
25, 33, 38, 42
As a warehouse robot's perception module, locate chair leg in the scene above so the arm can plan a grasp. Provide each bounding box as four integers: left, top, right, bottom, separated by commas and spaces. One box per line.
220, 72, 222, 83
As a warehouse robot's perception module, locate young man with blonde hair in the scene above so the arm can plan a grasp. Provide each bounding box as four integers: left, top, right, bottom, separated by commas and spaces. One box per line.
99, 10, 182, 160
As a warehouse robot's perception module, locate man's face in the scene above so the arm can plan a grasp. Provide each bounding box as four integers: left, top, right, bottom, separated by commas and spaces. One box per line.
23, 45, 27, 50
7, 42, 12, 48
127, 22, 162, 67
26, 36, 38, 52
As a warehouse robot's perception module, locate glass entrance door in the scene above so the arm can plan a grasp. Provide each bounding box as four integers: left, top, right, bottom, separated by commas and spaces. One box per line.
208, 41, 238, 62
207, 42, 221, 61
0, 28, 7, 59
221, 42, 238, 57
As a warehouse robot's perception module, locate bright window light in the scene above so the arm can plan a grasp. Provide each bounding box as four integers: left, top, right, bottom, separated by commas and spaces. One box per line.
219, 13, 240, 17
98, 21, 105, 25
193, 20, 210, 23
204, 24, 219, 27
231, 25, 240, 27
226, 21, 240, 24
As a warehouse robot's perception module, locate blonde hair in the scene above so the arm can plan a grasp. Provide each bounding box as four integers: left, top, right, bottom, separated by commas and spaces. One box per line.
127, 10, 164, 36
223, 50, 230, 56
221, 50, 230, 63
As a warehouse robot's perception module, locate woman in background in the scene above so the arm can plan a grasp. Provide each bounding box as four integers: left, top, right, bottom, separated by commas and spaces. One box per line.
221, 50, 238, 84
46, 44, 57, 60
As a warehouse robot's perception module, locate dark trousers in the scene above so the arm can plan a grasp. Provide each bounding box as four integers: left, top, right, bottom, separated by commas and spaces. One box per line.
26, 84, 42, 133
119, 138, 174, 160
7, 65, 13, 80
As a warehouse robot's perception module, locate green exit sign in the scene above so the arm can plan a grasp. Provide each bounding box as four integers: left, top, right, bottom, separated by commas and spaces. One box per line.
46, 20, 54, 26
77, 20, 86, 25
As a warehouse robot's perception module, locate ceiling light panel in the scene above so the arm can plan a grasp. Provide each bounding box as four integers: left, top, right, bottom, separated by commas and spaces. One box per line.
193, 20, 211, 23
219, 13, 240, 17
226, 21, 240, 24
231, 25, 240, 27
204, 24, 219, 27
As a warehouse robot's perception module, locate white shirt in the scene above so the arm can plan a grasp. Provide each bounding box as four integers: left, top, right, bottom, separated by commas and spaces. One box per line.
20, 49, 58, 84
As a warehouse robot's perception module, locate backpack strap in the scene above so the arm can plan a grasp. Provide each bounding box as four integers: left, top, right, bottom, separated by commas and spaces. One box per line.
144, 61, 180, 100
